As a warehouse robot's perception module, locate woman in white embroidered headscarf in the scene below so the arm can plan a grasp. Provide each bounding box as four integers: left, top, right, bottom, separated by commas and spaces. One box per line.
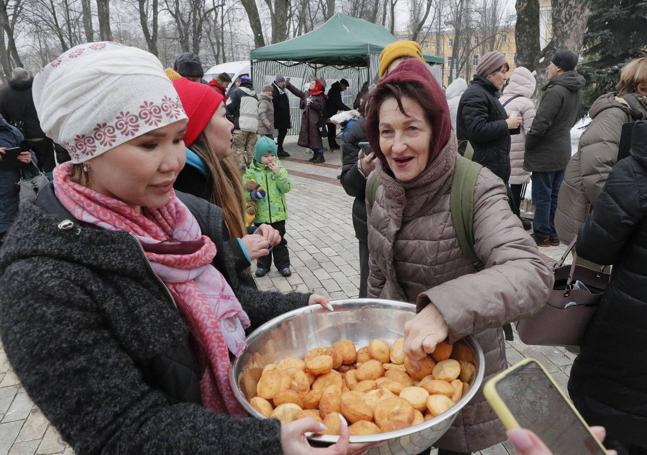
0, 42, 365, 455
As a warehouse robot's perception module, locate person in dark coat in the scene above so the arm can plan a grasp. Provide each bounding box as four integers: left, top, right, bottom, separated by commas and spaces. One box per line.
272, 75, 291, 158
456, 51, 522, 183
0, 68, 64, 173
173, 52, 204, 82
525, 49, 585, 246
324, 79, 350, 150
286, 80, 327, 163
208, 72, 231, 97
339, 94, 374, 297
568, 120, 647, 455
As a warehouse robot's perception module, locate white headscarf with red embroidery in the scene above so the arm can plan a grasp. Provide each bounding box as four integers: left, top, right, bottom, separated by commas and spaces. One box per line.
32, 42, 186, 163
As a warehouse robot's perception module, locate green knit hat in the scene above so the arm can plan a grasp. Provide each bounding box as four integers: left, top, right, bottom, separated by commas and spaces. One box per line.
254, 136, 277, 163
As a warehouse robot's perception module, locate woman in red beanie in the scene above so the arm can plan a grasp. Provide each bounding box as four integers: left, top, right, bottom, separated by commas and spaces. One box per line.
364, 59, 553, 454
172, 77, 280, 287
285, 80, 328, 163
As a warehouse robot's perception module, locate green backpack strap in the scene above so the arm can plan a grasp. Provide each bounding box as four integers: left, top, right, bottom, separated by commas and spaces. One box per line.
365, 171, 381, 211
450, 155, 483, 271
457, 139, 474, 161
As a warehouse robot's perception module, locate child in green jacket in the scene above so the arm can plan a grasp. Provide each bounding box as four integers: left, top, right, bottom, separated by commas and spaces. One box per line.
243, 136, 293, 277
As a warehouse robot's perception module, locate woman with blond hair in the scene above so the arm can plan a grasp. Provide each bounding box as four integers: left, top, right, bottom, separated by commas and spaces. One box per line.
555, 56, 647, 244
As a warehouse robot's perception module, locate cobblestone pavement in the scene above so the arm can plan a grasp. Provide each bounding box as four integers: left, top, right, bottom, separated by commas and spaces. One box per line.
0, 137, 572, 454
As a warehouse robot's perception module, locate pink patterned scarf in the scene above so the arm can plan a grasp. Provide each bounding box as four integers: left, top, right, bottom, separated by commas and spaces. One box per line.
53, 162, 249, 414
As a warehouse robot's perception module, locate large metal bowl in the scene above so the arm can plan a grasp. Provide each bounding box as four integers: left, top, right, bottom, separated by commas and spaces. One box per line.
230, 299, 485, 455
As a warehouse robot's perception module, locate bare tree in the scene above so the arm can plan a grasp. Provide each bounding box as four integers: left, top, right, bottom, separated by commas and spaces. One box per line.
137, 0, 159, 55
263, 0, 290, 43
96, 0, 112, 40
514, 0, 540, 70
0, 0, 24, 71
318, 0, 334, 20
80, 0, 93, 41
409, 0, 435, 42
240, 0, 265, 48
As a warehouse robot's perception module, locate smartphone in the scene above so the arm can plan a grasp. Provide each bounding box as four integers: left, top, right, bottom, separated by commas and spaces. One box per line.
484, 358, 607, 455
358, 141, 372, 153
0, 145, 29, 168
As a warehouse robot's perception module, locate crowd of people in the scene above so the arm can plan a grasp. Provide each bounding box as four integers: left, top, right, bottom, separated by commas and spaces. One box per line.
0, 36, 644, 455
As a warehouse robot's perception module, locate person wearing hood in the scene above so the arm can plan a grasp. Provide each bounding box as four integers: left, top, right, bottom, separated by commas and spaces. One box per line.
272, 75, 291, 157
173, 52, 204, 82
568, 120, 647, 454
243, 136, 293, 278
556, 57, 647, 245
285, 79, 327, 163
524, 49, 586, 246
445, 77, 468, 131
500, 66, 537, 218
257, 85, 275, 138
456, 51, 522, 183
226, 75, 258, 171
208, 72, 231, 97
365, 59, 553, 454
0, 68, 65, 173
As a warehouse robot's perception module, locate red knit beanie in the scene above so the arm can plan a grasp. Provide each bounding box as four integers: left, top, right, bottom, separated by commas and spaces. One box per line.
172, 77, 223, 146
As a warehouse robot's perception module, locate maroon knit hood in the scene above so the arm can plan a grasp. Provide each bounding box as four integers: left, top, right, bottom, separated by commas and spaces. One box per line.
366, 59, 452, 174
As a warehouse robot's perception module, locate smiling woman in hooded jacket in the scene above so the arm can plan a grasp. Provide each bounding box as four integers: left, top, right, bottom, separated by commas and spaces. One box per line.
365, 59, 553, 454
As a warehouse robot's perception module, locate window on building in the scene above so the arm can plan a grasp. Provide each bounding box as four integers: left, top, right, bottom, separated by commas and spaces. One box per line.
447, 57, 453, 68
473, 54, 480, 66
448, 38, 453, 48
501, 33, 508, 43
473, 36, 479, 45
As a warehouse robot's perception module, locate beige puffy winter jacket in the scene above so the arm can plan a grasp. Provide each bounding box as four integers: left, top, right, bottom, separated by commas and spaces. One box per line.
367, 136, 553, 453
500, 67, 536, 185
555, 93, 647, 244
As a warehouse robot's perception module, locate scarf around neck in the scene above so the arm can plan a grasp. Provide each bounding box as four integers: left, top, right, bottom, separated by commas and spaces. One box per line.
53, 162, 250, 414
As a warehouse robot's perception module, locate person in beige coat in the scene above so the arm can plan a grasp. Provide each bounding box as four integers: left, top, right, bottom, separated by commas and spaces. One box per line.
365, 60, 553, 454
555, 57, 647, 245
500, 66, 536, 217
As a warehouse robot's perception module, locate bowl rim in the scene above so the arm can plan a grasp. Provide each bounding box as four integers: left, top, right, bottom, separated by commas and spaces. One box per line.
230, 298, 486, 444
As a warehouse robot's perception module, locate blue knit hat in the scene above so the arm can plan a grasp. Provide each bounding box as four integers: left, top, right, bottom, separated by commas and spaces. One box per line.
254, 136, 277, 163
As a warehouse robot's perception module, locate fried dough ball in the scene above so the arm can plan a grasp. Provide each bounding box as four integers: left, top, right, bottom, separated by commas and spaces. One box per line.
374, 397, 415, 433
390, 337, 405, 365
385, 369, 414, 387
426, 394, 454, 417
278, 357, 306, 371
312, 370, 343, 391
431, 341, 453, 362
240, 367, 262, 399
383, 363, 406, 372
356, 359, 384, 381
376, 377, 405, 395
352, 380, 377, 393
349, 420, 381, 435
419, 377, 454, 398
341, 391, 374, 423
306, 347, 333, 361
404, 355, 436, 381
296, 409, 323, 422
459, 361, 476, 383
332, 349, 344, 369
319, 384, 342, 418
262, 363, 277, 373
257, 369, 283, 400
290, 370, 311, 394
399, 386, 430, 412
368, 339, 390, 363
250, 396, 273, 417
273, 390, 304, 408
432, 359, 461, 381
450, 379, 463, 403
364, 388, 396, 411
412, 409, 424, 425
305, 355, 333, 376
424, 413, 434, 421
333, 339, 357, 365
302, 389, 323, 409
321, 412, 342, 435
271, 403, 303, 424
306, 371, 316, 385
462, 381, 470, 399
344, 370, 358, 389
356, 346, 371, 363
452, 341, 476, 363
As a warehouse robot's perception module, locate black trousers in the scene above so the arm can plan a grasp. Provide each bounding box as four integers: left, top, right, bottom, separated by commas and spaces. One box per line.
277, 128, 288, 153
510, 183, 523, 216
605, 439, 647, 455
327, 123, 339, 148
256, 221, 290, 270
358, 240, 368, 298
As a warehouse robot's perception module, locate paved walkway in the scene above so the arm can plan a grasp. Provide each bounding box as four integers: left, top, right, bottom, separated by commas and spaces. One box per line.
0, 137, 572, 454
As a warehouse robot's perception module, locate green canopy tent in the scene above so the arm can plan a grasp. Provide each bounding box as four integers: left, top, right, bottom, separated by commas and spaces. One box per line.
249, 14, 442, 134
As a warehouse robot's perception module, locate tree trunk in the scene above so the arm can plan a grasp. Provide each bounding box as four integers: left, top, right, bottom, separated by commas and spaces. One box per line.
138, 0, 159, 55
389, 0, 398, 34
81, 0, 93, 41
410, 0, 434, 42
0, 29, 11, 79
241, 0, 265, 48
270, 0, 290, 43
0, 2, 22, 68
515, 0, 540, 70
96, 0, 113, 41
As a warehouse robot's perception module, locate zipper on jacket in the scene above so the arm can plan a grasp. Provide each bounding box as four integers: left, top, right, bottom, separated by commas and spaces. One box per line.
127, 233, 179, 312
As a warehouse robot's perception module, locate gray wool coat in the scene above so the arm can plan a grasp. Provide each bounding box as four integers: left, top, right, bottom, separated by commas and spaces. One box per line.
367, 136, 553, 453
0, 186, 309, 455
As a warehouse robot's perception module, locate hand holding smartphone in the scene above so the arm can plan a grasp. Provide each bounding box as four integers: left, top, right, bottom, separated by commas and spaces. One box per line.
0, 145, 30, 169
484, 359, 609, 455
